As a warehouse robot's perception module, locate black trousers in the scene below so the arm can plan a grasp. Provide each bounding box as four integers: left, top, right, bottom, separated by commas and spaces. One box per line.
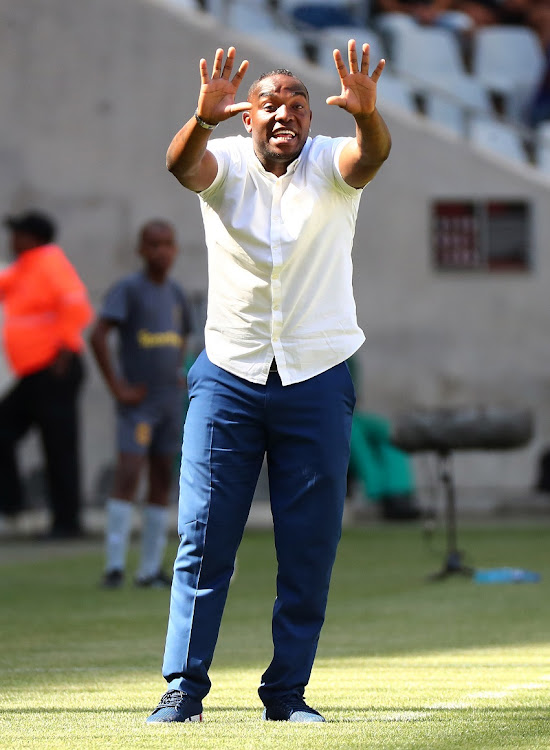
0, 354, 85, 532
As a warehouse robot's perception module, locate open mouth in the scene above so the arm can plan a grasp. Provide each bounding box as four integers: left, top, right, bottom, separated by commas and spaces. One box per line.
270, 129, 296, 144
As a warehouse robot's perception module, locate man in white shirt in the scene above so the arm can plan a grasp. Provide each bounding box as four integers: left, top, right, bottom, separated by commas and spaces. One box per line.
147, 40, 391, 724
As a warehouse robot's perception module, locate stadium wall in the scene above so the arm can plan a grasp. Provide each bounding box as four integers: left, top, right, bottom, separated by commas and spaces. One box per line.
1, 0, 550, 504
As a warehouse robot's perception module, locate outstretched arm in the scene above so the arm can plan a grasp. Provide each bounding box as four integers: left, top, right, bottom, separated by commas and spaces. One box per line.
327, 40, 392, 188
166, 47, 250, 192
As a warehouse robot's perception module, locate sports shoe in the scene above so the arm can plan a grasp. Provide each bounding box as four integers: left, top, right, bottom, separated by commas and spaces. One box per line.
146, 690, 203, 723
135, 570, 172, 589
101, 569, 124, 589
262, 695, 325, 722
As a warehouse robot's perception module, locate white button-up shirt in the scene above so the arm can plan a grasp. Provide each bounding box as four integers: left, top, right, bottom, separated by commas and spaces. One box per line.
198, 134, 366, 386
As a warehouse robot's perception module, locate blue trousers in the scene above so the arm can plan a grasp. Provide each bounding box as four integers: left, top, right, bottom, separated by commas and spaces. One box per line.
162, 351, 355, 704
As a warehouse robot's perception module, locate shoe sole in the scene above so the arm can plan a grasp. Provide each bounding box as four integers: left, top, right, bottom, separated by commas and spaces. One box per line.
146, 713, 202, 724
262, 709, 325, 722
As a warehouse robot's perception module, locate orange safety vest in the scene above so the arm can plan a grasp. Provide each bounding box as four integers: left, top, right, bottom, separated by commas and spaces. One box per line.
0, 243, 94, 376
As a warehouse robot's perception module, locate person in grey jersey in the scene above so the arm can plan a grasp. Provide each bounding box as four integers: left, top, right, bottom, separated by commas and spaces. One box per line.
90, 219, 191, 589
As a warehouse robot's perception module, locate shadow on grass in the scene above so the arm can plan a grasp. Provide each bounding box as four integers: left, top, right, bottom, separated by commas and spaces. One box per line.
2, 525, 550, 666
3, 705, 550, 725
0, 705, 306, 725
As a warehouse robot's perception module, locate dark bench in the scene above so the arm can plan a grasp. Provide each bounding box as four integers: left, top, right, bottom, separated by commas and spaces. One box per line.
391, 406, 534, 579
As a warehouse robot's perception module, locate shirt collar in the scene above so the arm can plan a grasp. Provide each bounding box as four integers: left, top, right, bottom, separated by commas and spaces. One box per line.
17, 243, 54, 265
249, 136, 311, 179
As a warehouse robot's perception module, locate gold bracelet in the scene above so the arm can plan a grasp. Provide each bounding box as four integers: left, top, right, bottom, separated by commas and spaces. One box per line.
194, 110, 218, 130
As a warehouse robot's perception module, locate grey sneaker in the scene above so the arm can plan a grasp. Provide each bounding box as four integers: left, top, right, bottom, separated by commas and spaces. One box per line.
262, 695, 325, 722
135, 570, 172, 589
146, 690, 203, 723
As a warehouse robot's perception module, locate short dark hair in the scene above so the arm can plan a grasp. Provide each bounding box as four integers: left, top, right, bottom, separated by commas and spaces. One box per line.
247, 69, 309, 100
139, 219, 175, 242
3, 210, 57, 244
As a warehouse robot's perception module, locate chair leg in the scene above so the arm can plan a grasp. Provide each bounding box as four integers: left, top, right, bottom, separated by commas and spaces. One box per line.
429, 452, 473, 580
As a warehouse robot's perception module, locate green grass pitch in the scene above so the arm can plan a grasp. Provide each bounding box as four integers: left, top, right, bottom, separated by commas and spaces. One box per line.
1, 521, 550, 749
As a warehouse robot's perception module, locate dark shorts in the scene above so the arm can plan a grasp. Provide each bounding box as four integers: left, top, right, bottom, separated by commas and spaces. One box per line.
116, 389, 185, 456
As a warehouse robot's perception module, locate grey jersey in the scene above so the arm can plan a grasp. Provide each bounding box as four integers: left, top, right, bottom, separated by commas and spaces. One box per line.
101, 271, 191, 390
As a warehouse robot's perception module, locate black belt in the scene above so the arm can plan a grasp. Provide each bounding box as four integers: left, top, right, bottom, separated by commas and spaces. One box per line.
269, 359, 278, 373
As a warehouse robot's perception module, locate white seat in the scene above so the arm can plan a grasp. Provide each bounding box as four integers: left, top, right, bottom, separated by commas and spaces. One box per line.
471, 26, 546, 122
316, 26, 387, 78
253, 29, 307, 61
372, 12, 419, 60
469, 115, 528, 163
373, 12, 417, 34
376, 72, 416, 112
163, 0, 198, 9
391, 26, 467, 85
226, 2, 277, 32
535, 121, 550, 174
425, 75, 492, 136
389, 25, 491, 133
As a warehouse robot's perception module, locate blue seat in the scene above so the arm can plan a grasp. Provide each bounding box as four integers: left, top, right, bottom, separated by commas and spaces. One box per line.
292, 3, 355, 28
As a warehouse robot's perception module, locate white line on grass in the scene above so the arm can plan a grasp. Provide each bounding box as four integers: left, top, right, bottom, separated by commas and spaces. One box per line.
429, 674, 550, 709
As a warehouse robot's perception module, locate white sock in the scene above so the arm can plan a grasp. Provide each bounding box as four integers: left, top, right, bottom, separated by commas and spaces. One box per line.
137, 504, 169, 580
104, 498, 134, 573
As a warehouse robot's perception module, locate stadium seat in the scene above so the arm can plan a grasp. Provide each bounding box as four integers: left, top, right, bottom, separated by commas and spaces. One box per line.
469, 115, 528, 164
164, 0, 198, 9
291, 4, 355, 29
376, 72, 417, 113
226, 1, 278, 32
425, 76, 492, 136
253, 28, 308, 62
535, 121, 550, 174
390, 26, 466, 81
278, 0, 371, 30
373, 12, 418, 60
374, 10, 473, 61
471, 26, 546, 123
201, 0, 224, 13
316, 26, 388, 79
386, 24, 500, 137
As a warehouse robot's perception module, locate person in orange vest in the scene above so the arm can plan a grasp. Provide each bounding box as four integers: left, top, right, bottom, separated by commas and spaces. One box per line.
0, 210, 94, 539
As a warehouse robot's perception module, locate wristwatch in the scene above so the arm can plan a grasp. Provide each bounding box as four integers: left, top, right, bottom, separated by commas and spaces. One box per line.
194, 110, 218, 130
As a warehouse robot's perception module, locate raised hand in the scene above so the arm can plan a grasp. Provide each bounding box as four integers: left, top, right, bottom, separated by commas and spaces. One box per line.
196, 47, 251, 126
326, 39, 385, 118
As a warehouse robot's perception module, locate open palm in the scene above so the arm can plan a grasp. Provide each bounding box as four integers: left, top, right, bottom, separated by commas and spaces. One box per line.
326, 39, 385, 118
197, 47, 251, 125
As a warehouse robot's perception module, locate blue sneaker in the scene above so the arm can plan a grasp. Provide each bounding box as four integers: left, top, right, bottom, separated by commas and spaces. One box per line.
262, 695, 325, 722
146, 690, 203, 723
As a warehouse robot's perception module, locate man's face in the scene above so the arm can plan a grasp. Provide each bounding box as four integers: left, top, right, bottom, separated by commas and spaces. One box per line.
139, 224, 178, 276
243, 74, 312, 175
